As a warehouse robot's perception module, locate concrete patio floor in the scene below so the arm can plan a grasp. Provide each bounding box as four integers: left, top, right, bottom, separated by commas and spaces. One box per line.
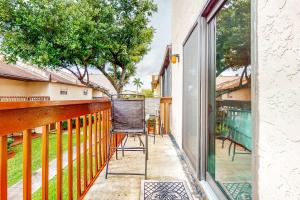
84, 135, 201, 200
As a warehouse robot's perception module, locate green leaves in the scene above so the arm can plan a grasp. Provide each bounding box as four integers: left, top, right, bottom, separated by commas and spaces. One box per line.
0, 0, 156, 93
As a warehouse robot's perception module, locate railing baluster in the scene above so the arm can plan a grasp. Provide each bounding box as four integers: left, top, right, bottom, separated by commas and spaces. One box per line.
76, 117, 81, 199
98, 112, 102, 168
103, 110, 107, 161
94, 113, 98, 171
67, 119, 73, 200
83, 115, 88, 188
88, 114, 93, 179
23, 129, 32, 200
56, 122, 62, 200
0, 135, 7, 200
42, 125, 49, 200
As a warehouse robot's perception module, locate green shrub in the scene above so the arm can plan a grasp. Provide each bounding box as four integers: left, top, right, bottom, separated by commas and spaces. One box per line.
7, 136, 14, 151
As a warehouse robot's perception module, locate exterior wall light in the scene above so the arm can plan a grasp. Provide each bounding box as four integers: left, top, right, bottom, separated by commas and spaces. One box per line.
171, 54, 180, 64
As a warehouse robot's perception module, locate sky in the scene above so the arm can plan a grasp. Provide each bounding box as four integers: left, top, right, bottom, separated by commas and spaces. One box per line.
124, 0, 171, 91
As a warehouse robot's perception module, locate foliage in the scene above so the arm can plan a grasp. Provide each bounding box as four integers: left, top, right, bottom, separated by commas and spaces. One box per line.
7, 136, 14, 150
216, 0, 251, 97
216, 0, 251, 77
141, 88, 154, 98
133, 77, 143, 92
0, 0, 157, 95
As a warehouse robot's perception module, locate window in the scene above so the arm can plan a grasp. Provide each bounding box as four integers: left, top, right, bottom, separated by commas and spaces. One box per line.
182, 23, 200, 171
60, 88, 68, 95
207, 0, 252, 199
83, 89, 88, 95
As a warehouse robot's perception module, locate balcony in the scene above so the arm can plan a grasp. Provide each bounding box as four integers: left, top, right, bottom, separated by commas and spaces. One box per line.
0, 97, 197, 200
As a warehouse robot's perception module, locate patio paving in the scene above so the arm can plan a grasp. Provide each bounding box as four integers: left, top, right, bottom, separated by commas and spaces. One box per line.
84, 135, 202, 200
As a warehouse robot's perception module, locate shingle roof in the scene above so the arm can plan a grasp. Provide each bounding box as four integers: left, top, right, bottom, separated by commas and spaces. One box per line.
0, 61, 48, 82
0, 61, 109, 93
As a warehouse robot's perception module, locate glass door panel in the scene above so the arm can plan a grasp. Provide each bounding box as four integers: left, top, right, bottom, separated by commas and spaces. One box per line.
207, 0, 252, 199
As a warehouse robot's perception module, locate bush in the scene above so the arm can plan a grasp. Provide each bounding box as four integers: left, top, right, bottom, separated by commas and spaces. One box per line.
7, 136, 14, 151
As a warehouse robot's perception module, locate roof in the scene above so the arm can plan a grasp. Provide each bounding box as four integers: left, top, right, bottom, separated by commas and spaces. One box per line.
0, 60, 109, 92
159, 45, 172, 76
216, 76, 248, 91
0, 61, 48, 82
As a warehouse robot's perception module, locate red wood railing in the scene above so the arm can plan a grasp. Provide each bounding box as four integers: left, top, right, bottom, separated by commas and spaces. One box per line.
0, 99, 123, 200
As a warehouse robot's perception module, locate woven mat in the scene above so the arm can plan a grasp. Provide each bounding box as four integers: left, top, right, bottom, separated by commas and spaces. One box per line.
222, 182, 252, 200
141, 180, 193, 200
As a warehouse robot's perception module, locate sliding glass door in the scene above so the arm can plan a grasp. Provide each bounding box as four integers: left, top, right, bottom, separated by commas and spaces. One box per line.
183, 23, 200, 171
206, 0, 252, 199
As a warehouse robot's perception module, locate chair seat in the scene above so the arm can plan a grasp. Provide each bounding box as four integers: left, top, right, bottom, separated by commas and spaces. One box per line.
112, 129, 144, 134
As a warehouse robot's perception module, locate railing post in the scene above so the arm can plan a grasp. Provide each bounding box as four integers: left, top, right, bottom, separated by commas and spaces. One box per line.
42, 125, 49, 200
23, 129, 32, 200
98, 112, 102, 168
83, 115, 88, 188
94, 113, 98, 171
67, 119, 73, 200
76, 117, 81, 199
56, 122, 62, 200
0, 135, 7, 200
88, 114, 93, 179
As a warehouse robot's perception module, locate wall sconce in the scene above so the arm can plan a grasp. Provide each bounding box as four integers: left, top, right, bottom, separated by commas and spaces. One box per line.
171, 54, 180, 64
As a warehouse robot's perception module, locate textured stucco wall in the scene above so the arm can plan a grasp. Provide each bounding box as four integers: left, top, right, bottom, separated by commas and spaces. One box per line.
0, 78, 28, 96
171, 0, 205, 147
257, 0, 300, 199
49, 83, 93, 100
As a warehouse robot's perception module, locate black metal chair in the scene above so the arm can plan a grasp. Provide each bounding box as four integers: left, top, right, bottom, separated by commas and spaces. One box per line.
105, 94, 148, 179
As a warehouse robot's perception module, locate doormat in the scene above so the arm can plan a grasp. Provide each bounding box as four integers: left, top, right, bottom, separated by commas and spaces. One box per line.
222, 182, 252, 200
141, 180, 193, 200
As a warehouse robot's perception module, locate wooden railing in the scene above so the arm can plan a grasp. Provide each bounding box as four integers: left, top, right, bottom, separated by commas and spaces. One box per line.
0, 96, 50, 102
160, 97, 172, 134
0, 99, 123, 200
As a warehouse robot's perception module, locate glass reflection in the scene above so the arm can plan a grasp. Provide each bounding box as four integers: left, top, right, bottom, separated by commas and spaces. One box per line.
208, 0, 252, 199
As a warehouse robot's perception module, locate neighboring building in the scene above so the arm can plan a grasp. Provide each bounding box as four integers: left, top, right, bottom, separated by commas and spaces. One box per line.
151, 45, 172, 98
160, 45, 172, 97
153, 0, 300, 199
0, 60, 110, 100
89, 73, 117, 95
151, 75, 160, 97
216, 76, 251, 101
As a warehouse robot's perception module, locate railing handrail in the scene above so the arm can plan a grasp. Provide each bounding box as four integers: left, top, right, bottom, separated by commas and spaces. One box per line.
0, 99, 111, 136
0, 98, 110, 111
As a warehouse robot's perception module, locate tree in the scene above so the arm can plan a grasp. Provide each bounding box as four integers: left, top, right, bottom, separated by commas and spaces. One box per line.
216, 0, 251, 96
133, 78, 143, 93
0, 0, 157, 95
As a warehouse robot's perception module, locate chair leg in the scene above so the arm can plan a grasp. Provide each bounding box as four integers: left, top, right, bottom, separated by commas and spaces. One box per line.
228, 140, 233, 156
232, 143, 236, 161
105, 132, 113, 179
115, 135, 118, 160
145, 132, 148, 179
122, 134, 128, 157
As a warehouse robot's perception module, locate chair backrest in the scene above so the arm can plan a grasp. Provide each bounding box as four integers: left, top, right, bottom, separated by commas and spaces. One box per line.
111, 94, 145, 131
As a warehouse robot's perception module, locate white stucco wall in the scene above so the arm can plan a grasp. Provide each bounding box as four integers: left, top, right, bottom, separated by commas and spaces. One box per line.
0, 78, 28, 96
256, 0, 300, 199
48, 83, 93, 100
0, 78, 96, 100
171, 0, 205, 148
